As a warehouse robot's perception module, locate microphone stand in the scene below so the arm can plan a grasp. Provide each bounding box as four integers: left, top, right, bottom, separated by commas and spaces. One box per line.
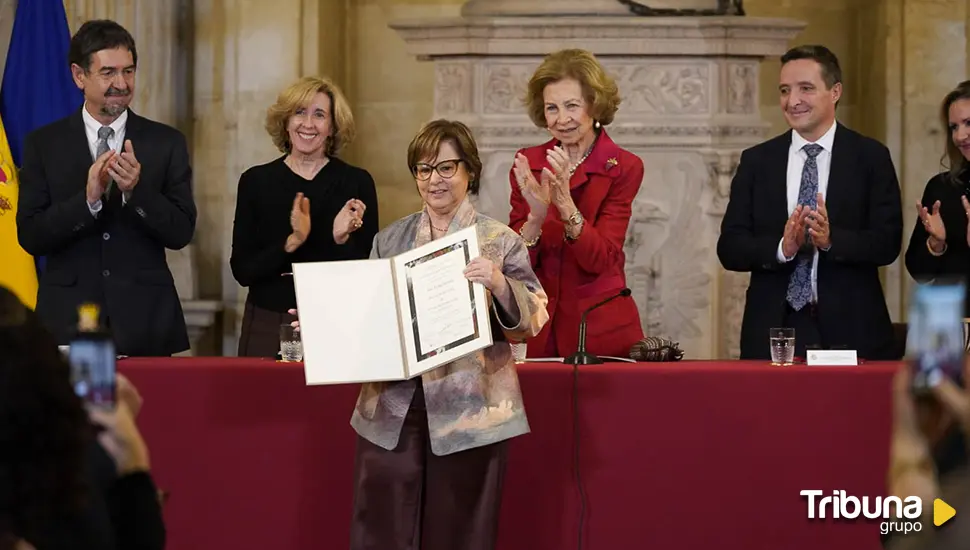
561, 287, 630, 550
563, 288, 632, 365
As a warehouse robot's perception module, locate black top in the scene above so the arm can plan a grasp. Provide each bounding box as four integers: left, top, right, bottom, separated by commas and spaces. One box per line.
230, 156, 379, 312
16, 438, 165, 550
904, 170, 970, 316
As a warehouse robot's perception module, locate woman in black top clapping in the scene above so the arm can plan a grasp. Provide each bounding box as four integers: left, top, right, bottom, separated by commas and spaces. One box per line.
906, 80, 970, 317
231, 76, 379, 357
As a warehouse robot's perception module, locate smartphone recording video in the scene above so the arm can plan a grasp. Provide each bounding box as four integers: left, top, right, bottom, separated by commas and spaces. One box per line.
906, 280, 967, 392
68, 336, 116, 407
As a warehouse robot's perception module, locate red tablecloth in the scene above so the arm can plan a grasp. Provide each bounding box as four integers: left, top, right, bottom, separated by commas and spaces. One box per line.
119, 358, 897, 550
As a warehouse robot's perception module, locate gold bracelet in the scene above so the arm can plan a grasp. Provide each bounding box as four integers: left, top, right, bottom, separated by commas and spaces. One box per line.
927, 237, 947, 257
520, 225, 540, 248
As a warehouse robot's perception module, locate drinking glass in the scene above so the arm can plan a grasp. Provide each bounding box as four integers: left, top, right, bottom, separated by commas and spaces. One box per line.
510, 341, 527, 363
279, 323, 303, 362
769, 327, 795, 365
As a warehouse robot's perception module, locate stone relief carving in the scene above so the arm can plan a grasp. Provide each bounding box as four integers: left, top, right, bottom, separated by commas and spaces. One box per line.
726, 62, 756, 114
625, 154, 712, 354
435, 63, 472, 115
611, 64, 710, 115
702, 150, 740, 216
482, 64, 533, 114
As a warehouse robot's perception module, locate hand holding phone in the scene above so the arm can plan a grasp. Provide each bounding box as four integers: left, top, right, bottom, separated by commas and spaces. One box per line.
906, 280, 967, 393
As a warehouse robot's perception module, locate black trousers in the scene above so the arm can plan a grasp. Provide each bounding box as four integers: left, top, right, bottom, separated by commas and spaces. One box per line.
348, 383, 509, 550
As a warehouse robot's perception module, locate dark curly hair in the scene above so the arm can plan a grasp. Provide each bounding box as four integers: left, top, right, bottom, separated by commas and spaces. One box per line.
0, 287, 91, 549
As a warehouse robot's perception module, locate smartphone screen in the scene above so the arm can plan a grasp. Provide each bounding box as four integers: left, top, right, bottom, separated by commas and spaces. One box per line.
906, 280, 967, 392
67, 336, 116, 407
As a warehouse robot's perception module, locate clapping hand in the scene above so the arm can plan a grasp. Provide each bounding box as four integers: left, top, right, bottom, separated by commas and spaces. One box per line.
781, 205, 810, 258
109, 140, 141, 196
285, 193, 311, 253
513, 154, 550, 219
806, 193, 831, 249
333, 198, 366, 244
543, 146, 574, 212
918, 199, 946, 252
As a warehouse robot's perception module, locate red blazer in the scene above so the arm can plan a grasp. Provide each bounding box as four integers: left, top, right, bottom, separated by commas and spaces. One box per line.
509, 129, 644, 358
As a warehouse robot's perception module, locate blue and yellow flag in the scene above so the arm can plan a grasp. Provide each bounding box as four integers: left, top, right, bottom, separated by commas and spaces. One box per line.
0, 114, 36, 308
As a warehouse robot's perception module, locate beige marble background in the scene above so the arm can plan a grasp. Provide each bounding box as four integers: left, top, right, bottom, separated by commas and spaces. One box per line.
1, 0, 967, 354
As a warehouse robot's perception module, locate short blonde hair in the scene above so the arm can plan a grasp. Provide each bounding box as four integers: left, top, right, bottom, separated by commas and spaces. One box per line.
265, 76, 355, 157
524, 49, 621, 129
407, 119, 483, 195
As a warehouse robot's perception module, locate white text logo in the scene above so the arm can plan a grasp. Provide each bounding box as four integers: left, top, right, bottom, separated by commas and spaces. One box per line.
800, 490, 923, 535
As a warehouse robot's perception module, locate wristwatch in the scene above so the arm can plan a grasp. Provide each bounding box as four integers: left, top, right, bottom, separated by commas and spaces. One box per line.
564, 210, 584, 241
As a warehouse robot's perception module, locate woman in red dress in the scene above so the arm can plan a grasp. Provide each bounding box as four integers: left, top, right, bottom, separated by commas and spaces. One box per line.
509, 48, 644, 359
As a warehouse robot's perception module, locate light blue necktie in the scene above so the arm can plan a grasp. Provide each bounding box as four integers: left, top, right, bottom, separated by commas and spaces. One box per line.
786, 143, 823, 311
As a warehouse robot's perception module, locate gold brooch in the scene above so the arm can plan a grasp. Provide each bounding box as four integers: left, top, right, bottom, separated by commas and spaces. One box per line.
606, 157, 618, 169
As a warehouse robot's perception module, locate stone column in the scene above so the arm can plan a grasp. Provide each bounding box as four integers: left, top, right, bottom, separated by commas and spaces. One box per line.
391, 1, 803, 359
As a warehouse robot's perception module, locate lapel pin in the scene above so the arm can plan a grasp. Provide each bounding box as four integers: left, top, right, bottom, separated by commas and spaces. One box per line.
606, 157, 618, 169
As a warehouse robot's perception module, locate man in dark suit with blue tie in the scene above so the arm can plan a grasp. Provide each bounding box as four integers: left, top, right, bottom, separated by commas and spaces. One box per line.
16, 19, 196, 356
717, 45, 903, 361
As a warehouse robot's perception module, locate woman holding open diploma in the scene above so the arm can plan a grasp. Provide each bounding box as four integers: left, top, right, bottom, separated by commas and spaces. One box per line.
292, 120, 548, 550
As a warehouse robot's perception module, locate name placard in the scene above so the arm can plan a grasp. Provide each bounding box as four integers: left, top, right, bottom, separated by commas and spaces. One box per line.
806, 349, 858, 366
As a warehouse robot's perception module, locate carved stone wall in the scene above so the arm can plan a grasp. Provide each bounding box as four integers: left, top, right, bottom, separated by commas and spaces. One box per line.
392, 10, 804, 359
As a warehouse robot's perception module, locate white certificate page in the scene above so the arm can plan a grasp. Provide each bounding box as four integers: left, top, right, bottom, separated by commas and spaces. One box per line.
408, 248, 476, 355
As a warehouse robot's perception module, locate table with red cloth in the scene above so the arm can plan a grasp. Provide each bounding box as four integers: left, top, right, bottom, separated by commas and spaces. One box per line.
118, 358, 898, 550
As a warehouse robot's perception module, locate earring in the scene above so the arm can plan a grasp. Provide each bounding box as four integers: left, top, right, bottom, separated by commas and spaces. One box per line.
594, 120, 601, 129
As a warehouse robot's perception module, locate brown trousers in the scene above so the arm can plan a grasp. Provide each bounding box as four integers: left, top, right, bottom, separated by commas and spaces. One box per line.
349, 383, 509, 550
237, 299, 296, 358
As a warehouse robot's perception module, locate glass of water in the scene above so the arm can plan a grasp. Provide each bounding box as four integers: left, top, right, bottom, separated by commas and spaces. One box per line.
510, 341, 527, 363
769, 327, 795, 366
279, 323, 303, 362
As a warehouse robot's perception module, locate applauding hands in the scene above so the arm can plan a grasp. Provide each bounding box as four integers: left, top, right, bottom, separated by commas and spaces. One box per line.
513, 145, 578, 220
782, 193, 831, 258
917, 196, 970, 254
285, 193, 311, 253
333, 198, 367, 245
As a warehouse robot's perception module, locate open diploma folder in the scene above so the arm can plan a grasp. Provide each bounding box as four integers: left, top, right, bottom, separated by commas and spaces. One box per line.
293, 225, 493, 385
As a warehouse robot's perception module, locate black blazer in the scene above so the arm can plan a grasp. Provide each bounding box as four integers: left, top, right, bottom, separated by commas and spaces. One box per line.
904, 171, 970, 316
717, 123, 903, 360
16, 108, 196, 356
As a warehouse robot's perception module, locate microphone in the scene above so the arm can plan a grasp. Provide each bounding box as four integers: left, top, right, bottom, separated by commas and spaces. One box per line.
563, 287, 632, 365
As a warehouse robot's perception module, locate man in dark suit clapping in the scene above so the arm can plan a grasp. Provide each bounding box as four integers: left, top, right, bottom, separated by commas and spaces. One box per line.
16, 19, 196, 356
717, 45, 903, 361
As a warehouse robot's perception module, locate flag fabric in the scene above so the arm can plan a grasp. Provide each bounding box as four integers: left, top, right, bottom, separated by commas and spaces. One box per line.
0, 0, 83, 166
0, 114, 37, 308
0, 0, 83, 279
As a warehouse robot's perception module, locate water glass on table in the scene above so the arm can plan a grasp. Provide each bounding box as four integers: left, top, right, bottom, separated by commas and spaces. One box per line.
769, 327, 795, 366
510, 341, 527, 363
279, 323, 303, 362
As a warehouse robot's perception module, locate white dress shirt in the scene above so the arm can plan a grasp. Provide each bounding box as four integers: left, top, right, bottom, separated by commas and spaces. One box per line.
776, 120, 837, 303
83, 104, 128, 217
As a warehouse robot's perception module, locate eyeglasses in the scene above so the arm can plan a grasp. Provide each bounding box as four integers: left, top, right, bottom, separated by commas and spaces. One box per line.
412, 159, 462, 181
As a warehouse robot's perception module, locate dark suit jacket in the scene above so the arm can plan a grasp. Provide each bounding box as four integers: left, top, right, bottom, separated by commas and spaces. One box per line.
16, 108, 196, 356
717, 123, 903, 360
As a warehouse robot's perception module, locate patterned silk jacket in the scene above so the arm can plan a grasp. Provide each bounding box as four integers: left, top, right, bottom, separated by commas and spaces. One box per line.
350, 197, 549, 456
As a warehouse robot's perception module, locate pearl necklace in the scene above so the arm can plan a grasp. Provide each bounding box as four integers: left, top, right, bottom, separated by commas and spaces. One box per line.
566, 138, 597, 176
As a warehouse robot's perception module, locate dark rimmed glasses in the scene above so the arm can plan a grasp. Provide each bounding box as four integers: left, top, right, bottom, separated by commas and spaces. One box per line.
412, 159, 463, 181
